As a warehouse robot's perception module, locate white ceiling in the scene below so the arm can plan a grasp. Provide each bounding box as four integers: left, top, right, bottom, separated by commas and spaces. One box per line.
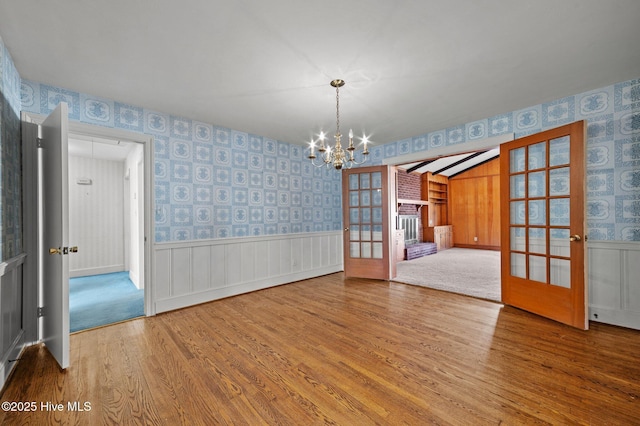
1, 1, 639, 148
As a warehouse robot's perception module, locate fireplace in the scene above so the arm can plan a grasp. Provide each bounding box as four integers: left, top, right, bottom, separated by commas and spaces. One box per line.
398, 215, 420, 245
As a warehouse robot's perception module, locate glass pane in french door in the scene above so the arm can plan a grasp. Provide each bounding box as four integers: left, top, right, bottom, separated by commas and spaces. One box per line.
348, 171, 383, 259
508, 135, 571, 286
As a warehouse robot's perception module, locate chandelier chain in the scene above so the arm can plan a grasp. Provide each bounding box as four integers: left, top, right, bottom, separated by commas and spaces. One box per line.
335, 84, 340, 136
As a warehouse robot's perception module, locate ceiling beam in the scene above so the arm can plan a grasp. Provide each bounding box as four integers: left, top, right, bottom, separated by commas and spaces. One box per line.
447, 153, 500, 179
432, 151, 486, 175
405, 159, 436, 174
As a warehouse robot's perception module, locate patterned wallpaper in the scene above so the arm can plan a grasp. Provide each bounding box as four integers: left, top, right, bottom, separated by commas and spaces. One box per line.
363, 78, 640, 242
0, 37, 23, 261
19, 80, 343, 243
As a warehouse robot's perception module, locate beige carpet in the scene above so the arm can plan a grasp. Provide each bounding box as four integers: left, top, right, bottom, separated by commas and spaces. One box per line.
394, 248, 501, 302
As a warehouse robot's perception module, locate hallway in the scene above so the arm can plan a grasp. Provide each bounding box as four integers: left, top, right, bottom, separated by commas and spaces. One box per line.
70, 271, 143, 332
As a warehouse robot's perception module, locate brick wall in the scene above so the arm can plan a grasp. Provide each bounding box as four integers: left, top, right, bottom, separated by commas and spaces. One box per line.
397, 170, 421, 215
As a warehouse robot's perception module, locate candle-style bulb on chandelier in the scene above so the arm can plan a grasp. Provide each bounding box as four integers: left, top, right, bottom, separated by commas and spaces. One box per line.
307, 79, 369, 170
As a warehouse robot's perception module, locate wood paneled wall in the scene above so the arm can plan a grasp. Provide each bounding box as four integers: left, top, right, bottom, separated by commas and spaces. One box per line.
449, 158, 500, 249
68, 156, 125, 277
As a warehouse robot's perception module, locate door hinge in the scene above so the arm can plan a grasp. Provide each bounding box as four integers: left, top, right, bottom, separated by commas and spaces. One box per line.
37, 307, 45, 317
37, 138, 44, 148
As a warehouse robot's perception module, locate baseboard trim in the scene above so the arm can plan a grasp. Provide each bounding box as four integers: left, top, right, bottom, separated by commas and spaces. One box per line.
453, 244, 500, 251
70, 265, 125, 278
0, 330, 25, 392
589, 306, 640, 330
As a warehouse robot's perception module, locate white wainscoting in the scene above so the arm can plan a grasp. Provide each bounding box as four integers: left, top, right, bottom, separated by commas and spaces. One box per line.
589, 241, 640, 330
153, 231, 344, 313
0, 254, 26, 390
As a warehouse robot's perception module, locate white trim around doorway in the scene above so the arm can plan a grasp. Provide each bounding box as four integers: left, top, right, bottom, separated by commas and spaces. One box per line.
22, 113, 156, 317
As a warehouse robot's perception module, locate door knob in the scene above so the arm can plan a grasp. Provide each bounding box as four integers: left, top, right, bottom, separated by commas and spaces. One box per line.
569, 234, 582, 242
49, 246, 78, 255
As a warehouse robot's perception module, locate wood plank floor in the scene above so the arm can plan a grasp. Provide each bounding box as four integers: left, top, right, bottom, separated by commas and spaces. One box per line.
1, 273, 639, 425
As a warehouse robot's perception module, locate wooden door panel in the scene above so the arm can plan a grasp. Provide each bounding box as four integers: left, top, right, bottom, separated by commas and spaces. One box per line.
500, 121, 587, 329
342, 166, 393, 280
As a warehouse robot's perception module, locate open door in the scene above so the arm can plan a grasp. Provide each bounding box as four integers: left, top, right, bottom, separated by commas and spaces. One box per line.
500, 121, 587, 329
40, 102, 71, 369
342, 165, 396, 279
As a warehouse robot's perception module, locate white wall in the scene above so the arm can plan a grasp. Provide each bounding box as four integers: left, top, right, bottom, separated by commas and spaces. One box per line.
68, 156, 125, 277
125, 144, 144, 289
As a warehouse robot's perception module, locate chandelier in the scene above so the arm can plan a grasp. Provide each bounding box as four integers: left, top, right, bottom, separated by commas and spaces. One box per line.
307, 79, 369, 170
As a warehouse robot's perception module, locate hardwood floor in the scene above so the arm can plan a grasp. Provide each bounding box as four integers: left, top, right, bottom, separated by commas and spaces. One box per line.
1, 273, 639, 425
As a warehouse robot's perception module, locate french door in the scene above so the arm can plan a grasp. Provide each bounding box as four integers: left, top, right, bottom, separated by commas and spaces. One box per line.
500, 121, 587, 329
342, 166, 395, 279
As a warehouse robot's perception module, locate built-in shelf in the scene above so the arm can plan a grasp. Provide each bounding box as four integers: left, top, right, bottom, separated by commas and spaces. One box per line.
421, 172, 450, 237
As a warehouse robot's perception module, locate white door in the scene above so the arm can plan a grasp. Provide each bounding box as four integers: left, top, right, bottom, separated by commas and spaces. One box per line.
40, 102, 70, 369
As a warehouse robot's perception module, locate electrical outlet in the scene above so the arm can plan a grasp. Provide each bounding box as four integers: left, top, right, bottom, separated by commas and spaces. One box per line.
474, 236, 478, 242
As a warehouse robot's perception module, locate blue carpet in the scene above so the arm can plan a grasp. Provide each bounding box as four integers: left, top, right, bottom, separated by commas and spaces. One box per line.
70, 271, 144, 332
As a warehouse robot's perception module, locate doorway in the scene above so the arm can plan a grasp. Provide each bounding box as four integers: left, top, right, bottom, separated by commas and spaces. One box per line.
23, 110, 154, 340
67, 134, 145, 332
22, 107, 153, 368
395, 248, 501, 301
393, 149, 502, 300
